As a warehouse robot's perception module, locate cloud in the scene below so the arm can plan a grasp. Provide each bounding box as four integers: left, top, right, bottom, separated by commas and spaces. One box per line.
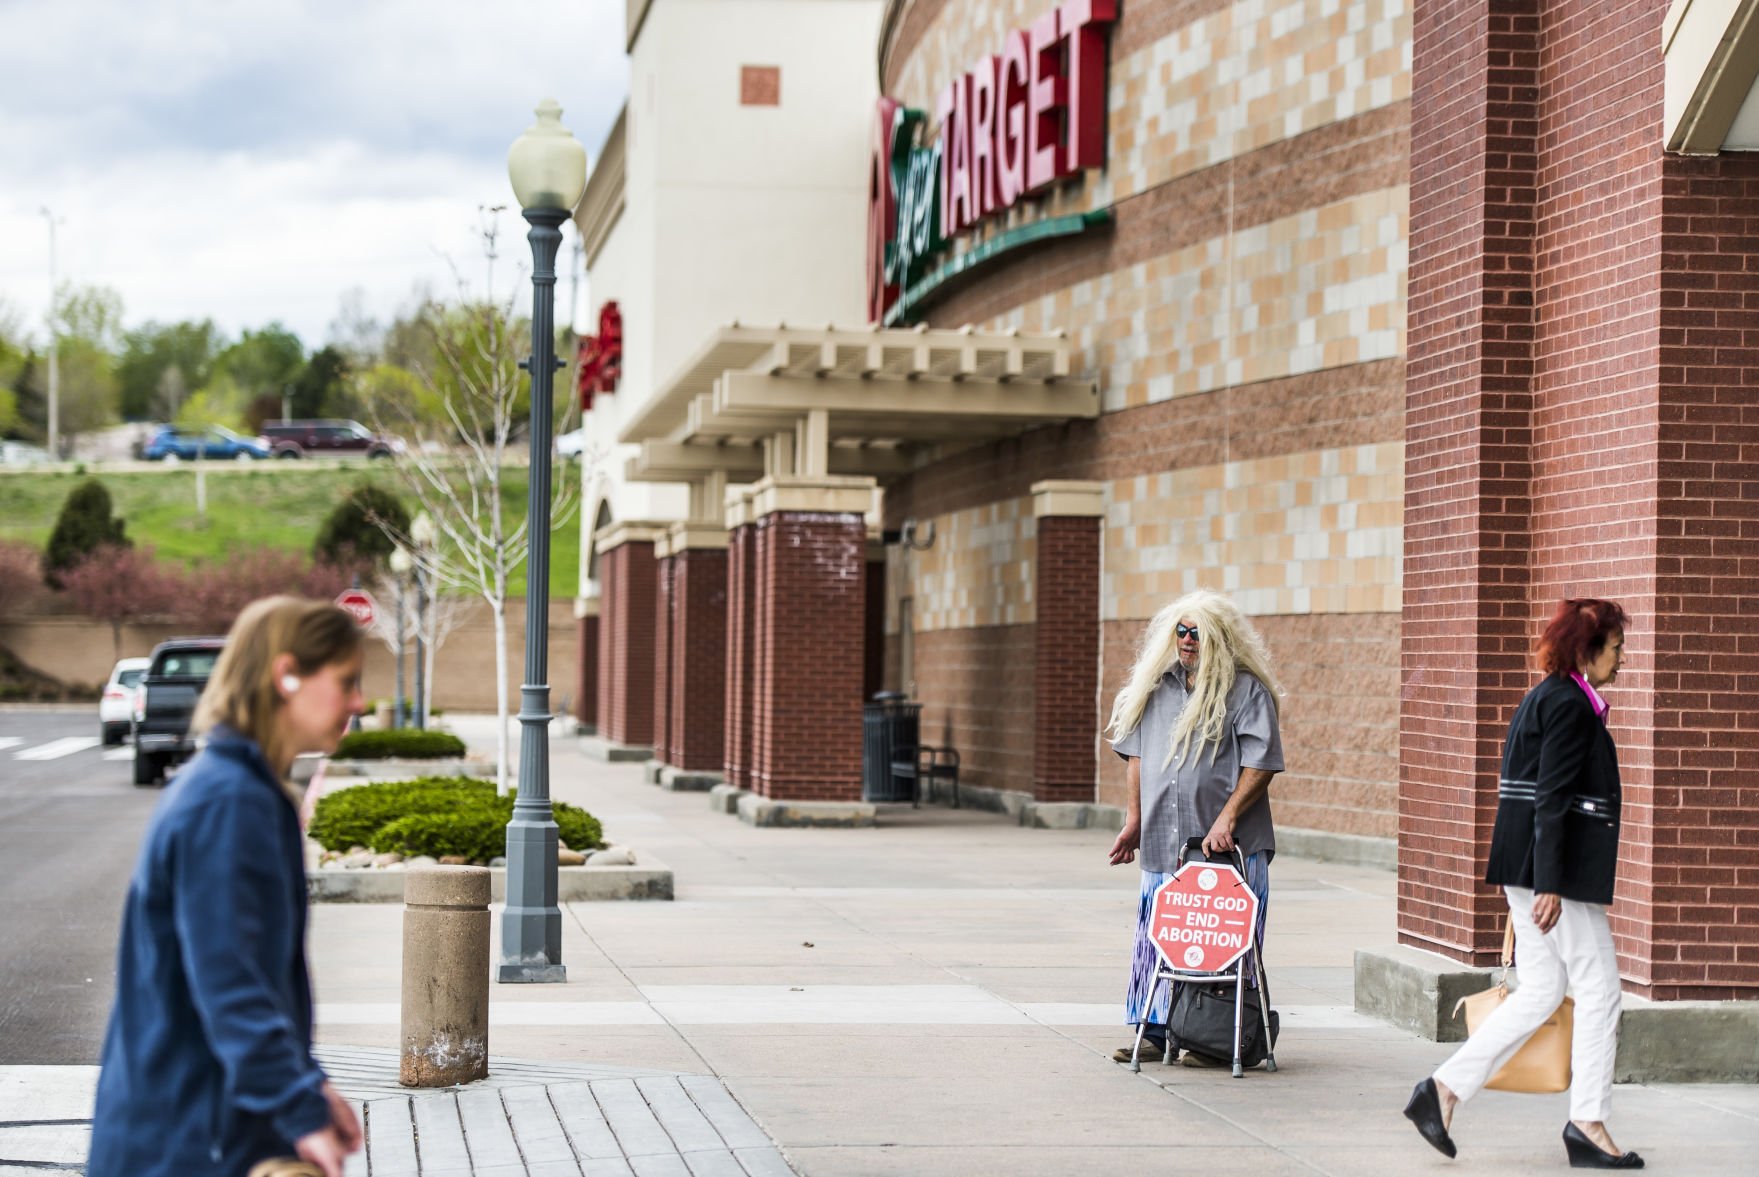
0, 0, 628, 346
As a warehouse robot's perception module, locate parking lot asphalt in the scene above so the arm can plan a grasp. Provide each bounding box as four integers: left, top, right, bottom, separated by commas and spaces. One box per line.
0, 708, 161, 1064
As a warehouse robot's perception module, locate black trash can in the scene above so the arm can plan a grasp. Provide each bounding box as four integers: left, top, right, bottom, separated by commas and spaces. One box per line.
862, 692, 921, 803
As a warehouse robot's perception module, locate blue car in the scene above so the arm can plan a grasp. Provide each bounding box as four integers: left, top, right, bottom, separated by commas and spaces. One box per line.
142, 425, 272, 462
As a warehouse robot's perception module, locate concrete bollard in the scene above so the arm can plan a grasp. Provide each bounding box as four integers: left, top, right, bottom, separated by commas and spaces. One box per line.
400, 866, 490, 1087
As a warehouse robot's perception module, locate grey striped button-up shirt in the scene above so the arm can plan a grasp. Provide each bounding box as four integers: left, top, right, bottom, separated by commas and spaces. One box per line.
1111, 664, 1283, 874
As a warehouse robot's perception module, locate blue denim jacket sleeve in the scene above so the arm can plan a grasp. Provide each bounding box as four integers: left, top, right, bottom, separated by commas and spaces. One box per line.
170, 789, 331, 1145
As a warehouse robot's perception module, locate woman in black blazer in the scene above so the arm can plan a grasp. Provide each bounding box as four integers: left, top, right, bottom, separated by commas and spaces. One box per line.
1404, 599, 1644, 1170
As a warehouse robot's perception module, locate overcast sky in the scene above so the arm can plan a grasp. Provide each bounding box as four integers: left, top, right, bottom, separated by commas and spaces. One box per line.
0, 0, 627, 351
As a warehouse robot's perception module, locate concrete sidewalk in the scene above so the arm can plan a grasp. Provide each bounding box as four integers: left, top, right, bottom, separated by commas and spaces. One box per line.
5, 728, 1753, 1175
301, 731, 1757, 1176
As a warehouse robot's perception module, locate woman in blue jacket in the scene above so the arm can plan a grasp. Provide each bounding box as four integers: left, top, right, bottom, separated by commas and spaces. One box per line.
88, 597, 366, 1177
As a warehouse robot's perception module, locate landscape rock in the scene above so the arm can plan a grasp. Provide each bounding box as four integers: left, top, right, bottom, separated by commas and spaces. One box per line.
406, 855, 438, 868
340, 851, 374, 869
556, 848, 587, 866
488, 856, 507, 868
438, 855, 469, 866
372, 853, 403, 868
589, 846, 634, 867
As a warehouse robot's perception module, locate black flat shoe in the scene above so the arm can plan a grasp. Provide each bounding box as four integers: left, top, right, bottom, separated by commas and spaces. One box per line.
1403, 1078, 1457, 1159
1563, 1123, 1644, 1169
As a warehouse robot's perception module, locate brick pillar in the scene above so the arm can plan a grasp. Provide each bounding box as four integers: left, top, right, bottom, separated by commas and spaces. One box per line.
669, 525, 729, 774
1031, 482, 1104, 804
574, 596, 599, 734
724, 496, 757, 790
1399, 0, 1540, 967
749, 476, 875, 801
653, 538, 675, 765
594, 524, 663, 750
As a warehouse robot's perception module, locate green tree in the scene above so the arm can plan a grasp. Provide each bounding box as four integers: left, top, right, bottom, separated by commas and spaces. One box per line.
117, 319, 220, 421
314, 483, 411, 568
175, 371, 250, 431
53, 284, 124, 353
48, 337, 120, 441
211, 325, 304, 418
292, 344, 351, 419
43, 478, 129, 588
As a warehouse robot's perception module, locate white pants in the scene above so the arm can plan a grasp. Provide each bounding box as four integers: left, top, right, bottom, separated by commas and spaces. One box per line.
1433, 886, 1621, 1122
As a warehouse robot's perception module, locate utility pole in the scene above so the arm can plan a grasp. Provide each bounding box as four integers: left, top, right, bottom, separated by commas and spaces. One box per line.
39, 208, 59, 460
283, 383, 293, 423
569, 234, 583, 336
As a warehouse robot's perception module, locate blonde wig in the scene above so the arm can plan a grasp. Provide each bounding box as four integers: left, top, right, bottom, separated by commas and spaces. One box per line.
1106, 590, 1282, 769
193, 595, 363, 779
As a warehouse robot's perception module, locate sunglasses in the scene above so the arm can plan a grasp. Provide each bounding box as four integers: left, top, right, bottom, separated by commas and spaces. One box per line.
1176, 624, 1201, 641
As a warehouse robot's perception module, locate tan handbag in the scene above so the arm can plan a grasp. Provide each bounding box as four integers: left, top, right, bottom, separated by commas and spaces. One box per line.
1453, 920, 1574, 1094
247, 1162, 324, 1177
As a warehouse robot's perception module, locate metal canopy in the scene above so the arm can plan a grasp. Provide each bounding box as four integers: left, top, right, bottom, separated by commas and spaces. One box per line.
618, 324, 1096, 483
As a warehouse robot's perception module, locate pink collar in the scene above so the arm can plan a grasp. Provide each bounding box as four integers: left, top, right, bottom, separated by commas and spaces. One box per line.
1570, 671, 1608, 721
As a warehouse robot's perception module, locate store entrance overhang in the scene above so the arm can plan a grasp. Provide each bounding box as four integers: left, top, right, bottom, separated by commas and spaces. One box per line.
618, 324, 1097, 487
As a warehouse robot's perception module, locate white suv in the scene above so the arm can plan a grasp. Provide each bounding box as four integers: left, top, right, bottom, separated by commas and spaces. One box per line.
100, 657, 151, 745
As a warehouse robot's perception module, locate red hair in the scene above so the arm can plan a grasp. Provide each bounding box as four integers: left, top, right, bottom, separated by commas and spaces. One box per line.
1536, 598, 1629, 677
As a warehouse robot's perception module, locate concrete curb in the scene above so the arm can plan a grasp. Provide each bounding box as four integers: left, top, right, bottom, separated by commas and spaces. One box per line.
736, 795, 876, 828
308, 855, 673, 902
1355, 943, 1759, 1082
709, 783, 751, 814
324, 757, 496, 780
1278, 828, 1397, 870
659, 767, 721, 792
581, 736, 653, 763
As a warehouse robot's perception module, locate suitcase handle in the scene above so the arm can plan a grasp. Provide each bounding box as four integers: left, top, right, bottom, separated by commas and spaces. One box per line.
1180, 836, 1246, 873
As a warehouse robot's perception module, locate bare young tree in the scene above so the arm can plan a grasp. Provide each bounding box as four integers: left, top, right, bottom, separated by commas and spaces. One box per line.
365, 275, 586, 792
370, 560, 471, 728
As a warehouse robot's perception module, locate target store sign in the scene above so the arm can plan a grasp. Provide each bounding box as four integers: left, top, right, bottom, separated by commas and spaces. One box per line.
1148, 860, 1260, 974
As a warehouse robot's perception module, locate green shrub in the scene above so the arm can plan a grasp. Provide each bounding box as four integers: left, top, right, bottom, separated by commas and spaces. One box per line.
332, 729, 466, 760
375, 810, 507, 862
43, 479, 129, 588
308, 774, 604, 859
309, 775, 493, 851
313, 483, 410, 568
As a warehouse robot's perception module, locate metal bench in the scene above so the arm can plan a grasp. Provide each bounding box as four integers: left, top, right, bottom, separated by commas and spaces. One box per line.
890, 745, 961, 808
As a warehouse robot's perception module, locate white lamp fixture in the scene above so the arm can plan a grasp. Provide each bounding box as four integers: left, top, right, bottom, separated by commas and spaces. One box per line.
507, 99, 588, 212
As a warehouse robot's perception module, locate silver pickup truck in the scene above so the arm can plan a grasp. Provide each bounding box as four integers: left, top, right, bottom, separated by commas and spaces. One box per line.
132, 637, 225, 786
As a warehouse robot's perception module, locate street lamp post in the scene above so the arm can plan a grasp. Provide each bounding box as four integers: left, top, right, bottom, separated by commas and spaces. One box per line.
39, 208, 59, 460
390, 546, 412, 728
411, 512, 437, 729
499, 99, 586, 984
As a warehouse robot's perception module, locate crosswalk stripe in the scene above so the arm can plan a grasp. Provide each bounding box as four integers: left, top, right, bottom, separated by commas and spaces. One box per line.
0, 737, 23, 752
101, 748, 133, 761
14, 737, 102, 761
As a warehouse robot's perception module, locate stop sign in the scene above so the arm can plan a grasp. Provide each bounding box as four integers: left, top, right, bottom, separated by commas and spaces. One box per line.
335, 588, 376, 627
1148, 859, 1260, 974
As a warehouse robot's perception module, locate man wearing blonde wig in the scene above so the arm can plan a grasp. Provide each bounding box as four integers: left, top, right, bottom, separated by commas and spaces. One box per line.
1105, 589, 1283, 1065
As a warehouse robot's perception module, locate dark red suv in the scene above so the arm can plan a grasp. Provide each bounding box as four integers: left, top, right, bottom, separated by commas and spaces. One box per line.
262, 419, 402, 459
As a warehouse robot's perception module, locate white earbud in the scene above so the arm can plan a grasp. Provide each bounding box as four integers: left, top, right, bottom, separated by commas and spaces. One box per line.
281, 675, 302, 694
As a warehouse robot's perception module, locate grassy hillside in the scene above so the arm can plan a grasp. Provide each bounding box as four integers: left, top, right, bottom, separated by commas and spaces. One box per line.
0, 464, 582, 600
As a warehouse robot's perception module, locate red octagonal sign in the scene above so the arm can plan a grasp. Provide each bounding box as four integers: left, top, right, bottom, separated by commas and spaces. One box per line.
335, 588, 376, 628
1148, 859, 1260, 974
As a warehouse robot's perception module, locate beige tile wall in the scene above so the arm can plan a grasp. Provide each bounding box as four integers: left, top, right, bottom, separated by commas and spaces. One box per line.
891, 0, 1412, 229
1103, 440, 1403, 620
889, 496, 1038, 633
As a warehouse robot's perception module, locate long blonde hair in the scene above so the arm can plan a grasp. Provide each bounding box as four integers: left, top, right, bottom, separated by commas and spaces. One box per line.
194, 596, 363, 777
1106, 590, 1282, 769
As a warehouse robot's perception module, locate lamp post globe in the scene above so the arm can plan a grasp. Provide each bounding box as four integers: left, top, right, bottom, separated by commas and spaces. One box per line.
499, 99, 585, 983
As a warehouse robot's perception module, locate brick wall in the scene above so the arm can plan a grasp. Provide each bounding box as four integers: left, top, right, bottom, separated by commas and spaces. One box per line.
1034, 515, 1101, 803
596, 541, 657, 748
911, 625, 1037, 795
749, 512, 868, 801
670, 547, 728, 773
1098, 613, 1399, 827
653, 554, 675, 764
725, 524, 756, 789
575, 612, 598, 729
1398, 0, 1540, 965
1405, 0, 1759, 997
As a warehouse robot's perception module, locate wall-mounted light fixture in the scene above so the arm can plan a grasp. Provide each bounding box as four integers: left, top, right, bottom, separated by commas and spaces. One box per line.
900, 518, 936, 550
